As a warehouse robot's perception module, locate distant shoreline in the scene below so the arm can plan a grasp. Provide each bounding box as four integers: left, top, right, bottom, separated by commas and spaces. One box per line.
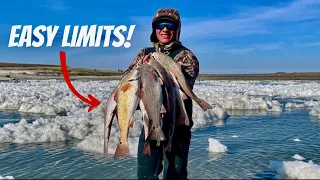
1, 62, 320, 81
1, 74, 320, 81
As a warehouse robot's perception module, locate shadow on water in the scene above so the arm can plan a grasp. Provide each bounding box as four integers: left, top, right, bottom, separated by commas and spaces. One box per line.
208, 151, 227, 161
226, 109, 281, 117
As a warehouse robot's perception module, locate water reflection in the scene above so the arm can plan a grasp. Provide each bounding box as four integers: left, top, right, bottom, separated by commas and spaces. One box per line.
208, 152, 226, 161
310, 116, 320, 123
226, 109, 268, 116
194, 119, 227, 129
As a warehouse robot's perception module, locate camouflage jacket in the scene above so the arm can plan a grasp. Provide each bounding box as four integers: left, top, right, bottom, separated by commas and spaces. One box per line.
122, 46, 199, 89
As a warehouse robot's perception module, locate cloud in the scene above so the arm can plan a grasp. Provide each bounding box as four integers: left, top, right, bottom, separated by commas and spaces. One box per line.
181, 0, 320, 40
132, 0, 320, 42
188, 42, 284, 55
44, 0, 69, 11
219, 42, 283, 54
250, 42, 284, 50
222, 48, 254, 54
294, 41, 320, 47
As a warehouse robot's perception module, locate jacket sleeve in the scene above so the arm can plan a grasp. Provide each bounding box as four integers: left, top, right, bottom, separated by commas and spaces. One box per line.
174, 50, 200, 89
122, 48, 147, 77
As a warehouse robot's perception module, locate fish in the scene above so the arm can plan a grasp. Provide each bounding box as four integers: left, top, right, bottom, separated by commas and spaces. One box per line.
151, 52, 213, 111
113, 66, 141, 158
167, 71, 190, 126
144, 58, 177, 152
103, 87, 118, 157
103, 68, 138, 157
139, 63, 166, 146
138, 99, 151, 156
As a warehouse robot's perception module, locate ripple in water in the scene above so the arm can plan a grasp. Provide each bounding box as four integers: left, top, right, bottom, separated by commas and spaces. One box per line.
0, 109, 319, 179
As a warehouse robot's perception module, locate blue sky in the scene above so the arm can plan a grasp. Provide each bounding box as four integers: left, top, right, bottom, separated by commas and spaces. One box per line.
0, 0, 319, 74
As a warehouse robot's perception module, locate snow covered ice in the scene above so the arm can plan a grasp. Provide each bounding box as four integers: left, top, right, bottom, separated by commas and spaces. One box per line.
207, 138, 228, 153
0, 79, 320, 178
1, 80, 320, 152
0, 175, 14, 179
270, 160, 320, 179
309, 105, 320, 119
293, 154, 306, 161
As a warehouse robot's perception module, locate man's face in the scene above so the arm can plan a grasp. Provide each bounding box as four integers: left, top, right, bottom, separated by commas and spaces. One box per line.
155, 21, 177, 45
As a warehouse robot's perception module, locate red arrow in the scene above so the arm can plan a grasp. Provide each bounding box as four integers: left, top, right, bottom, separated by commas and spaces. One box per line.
59, 51, 101, 112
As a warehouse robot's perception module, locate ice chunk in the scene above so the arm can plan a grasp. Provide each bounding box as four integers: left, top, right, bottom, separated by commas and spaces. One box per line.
285, 103, 305, 109
309, 105, 320, 119
292, 154, 306, 161
207, 138, 228, 153
0, 175, 14, 179
270, 160, 320, 179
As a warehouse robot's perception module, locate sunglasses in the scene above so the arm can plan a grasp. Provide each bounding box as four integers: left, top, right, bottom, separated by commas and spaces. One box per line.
155, 22, 177, 31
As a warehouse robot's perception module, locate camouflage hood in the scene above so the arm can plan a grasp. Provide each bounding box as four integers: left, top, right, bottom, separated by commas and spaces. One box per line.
150, 8, 182, 52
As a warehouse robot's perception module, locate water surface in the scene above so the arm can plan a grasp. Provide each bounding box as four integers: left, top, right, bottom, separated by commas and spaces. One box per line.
0, 108, 319, 179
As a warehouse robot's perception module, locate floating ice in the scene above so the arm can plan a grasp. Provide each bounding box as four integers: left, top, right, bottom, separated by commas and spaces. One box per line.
293, 154, 306, 160
207, 138, 228, 153
285, 103, 305, 109
1, 80, 320, 157
309, 105, 320, 119
0, 175, 14, 179
304, 100, 320, 107
270, 160, 320, 179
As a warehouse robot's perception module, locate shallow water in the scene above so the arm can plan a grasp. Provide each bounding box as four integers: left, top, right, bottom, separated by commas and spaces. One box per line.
0, 108, 319, 179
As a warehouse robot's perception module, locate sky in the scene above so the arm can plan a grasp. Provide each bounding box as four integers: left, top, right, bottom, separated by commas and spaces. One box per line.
0, 0, 319, 74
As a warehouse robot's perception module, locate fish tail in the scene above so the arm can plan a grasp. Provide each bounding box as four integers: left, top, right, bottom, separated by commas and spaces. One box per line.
114, 142, 130, 158
147, 126, 166, 141
142, 141, 151, 156
199, 100, 213, 111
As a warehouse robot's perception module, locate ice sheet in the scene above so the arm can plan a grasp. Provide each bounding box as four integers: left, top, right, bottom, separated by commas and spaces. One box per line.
0, 80, 320, 157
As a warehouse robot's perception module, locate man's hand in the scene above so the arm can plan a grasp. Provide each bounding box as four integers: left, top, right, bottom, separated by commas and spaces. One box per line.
143, 53, 153, 63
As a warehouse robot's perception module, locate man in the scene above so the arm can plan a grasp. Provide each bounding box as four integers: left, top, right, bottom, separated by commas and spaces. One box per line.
122, 8, 199, 180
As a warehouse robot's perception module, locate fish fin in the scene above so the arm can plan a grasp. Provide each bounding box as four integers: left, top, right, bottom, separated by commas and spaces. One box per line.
129, 119, 134, 128
114, 142, 130, 158
159, 78, 164, 85
143, 53, 152, 63
143, 141, 151, 156
185, 115, 190, 126
160, 104, 166, 114
114, 90, 119, 102
181, 91, 188, 100
147, 126, 166, 141
104, 113, 115, 157
151, 71, 158, 82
